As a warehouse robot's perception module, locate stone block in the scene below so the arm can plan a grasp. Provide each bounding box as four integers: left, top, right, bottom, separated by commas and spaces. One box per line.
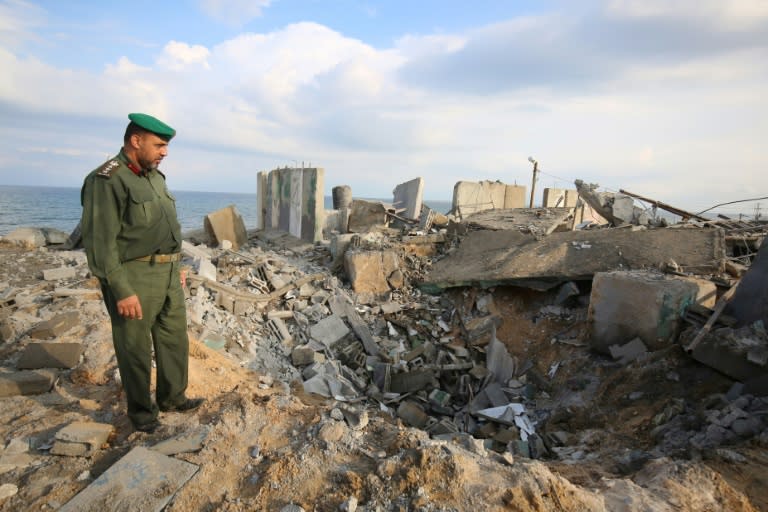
42, 267, 77, 281
310, 314, 350, 347
588, 271, 700, 353
17, 342, 83, 369
0, 370, 57, 397
344, 250, 400, 294
58, 446, 198, 512
397, 401, 429, 428
28, 312, 80, 339
51, 421, 113, 457
4, 228, 46, 248
263, 167, 325, 242
347, 200, 388, 233
204, 205, 248, 251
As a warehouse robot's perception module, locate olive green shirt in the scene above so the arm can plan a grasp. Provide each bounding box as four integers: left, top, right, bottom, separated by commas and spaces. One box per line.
80, 149, 181, 299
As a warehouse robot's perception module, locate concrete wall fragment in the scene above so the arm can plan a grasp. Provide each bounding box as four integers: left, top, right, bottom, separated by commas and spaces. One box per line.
259, 167, 325, 242
451, 181, 526, 219
588, 271, 701, 353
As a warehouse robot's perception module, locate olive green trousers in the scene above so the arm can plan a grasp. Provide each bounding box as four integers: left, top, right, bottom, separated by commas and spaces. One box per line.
100, 259, 189, 428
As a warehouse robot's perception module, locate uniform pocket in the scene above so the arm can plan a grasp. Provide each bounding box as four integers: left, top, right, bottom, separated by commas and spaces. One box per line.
128, 190, 160, 226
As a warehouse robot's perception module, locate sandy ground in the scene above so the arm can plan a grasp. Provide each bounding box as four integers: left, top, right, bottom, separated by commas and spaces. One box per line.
0, 240, 766, 511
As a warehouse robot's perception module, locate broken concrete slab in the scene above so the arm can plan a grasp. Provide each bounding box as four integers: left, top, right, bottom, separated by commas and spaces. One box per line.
27, 312, 80, 340
397, 401, 429, 428
17, 342, 83, 369
58, 446, 198, 512
51, 421, 113, 457
42, 267, 77, 281
389, 369, 435, 393
0, 369, 57, 397
609, 338, 649, 365
204, 205, 248, 251
151, 425, 210, 456
347, 200, 388, 233
422, 227, 725, 293
462, 208, 573, 235
392, 177, 424, 221
329, 295, 379, 356
589, 271, 702, 353
310, 314, 350, 347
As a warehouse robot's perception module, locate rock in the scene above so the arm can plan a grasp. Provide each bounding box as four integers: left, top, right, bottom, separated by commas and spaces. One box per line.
318, 421, 346, 444
0, 483, 18, 500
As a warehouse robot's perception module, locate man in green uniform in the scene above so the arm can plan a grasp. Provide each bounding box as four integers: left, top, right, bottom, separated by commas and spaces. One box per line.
80, 113, 203, 433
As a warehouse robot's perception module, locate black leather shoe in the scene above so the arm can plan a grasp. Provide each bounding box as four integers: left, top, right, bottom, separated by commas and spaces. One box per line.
160, 398, 204, 413
134, 419, 161, 433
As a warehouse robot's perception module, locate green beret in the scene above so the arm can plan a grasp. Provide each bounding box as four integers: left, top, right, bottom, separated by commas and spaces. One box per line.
128, 113, 176, 140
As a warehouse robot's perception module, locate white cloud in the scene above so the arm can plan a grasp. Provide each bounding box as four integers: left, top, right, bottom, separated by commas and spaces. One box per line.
199, 0, 270, 26
0, 0, 44, 49
0, 3, 765, 206
157, 41, 211, 71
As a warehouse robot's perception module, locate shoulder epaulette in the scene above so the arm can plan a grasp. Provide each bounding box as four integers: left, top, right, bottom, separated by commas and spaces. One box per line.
95, 159, 121, 179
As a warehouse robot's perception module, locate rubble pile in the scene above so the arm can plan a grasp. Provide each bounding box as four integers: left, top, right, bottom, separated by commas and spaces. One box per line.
0, 178, 767, 510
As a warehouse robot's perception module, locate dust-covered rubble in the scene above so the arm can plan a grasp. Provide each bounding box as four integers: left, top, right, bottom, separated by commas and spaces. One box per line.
0, 215, 767, 510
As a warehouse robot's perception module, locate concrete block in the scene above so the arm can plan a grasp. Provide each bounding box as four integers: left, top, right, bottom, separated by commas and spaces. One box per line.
588, 271, 700, 353
347, 200, 388, 233
392, 177, 424, 221
58, 446, 198, 512
216, 291, 236, 313
726, 236, 768, 326
196, 257, 217, 282
0, 370, 57, 397
344, 250, 400, 294
51, 421, 113, 457
151, 425, 210, 456
204, 205, 248, 251
678, 276, 717, 308
267, 317, 293, 343
292, 345, 316, 366
42, 267, 77, 281
608, 337, 648, 365
17, 342, 83, 369
28, 312, 80, 339
310, 314, 350, 347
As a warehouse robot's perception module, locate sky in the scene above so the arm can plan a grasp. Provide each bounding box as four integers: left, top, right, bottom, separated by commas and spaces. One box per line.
0, 0, 766, 213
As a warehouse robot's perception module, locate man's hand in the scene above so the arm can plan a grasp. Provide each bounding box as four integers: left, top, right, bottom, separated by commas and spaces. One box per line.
180, 268, 188, 289
117, 295, 143, 320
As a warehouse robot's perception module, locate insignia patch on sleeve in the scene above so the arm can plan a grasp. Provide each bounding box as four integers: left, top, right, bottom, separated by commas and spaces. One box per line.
96, 160, 121, 178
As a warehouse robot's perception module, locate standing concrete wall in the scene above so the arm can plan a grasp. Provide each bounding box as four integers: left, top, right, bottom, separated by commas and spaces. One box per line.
259, 167, 325, 242
452, 181, 527, 218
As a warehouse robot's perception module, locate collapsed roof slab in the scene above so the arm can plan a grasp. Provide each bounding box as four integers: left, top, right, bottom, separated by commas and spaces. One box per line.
420, 227, 726, 293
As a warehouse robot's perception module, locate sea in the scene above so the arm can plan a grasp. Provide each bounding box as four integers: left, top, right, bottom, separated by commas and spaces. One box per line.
0, 185, 452, 237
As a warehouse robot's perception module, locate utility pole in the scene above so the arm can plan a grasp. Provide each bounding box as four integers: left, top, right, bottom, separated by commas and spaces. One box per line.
528, 157, 539, 208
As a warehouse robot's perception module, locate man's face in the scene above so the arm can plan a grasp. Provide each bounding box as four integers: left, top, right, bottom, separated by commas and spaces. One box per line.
132, 132, 169, 170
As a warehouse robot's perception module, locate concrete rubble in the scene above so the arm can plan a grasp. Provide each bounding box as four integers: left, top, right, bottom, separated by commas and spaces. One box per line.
0, 176, 767, 510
